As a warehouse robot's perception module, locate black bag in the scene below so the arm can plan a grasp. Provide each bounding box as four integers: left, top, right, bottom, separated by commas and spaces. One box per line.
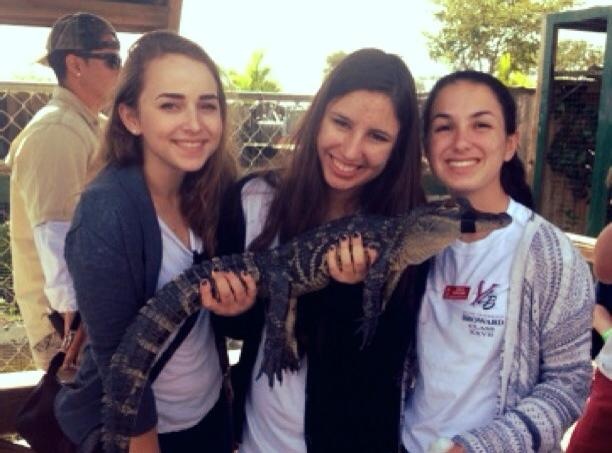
15, 313, 81, 452
15, 346, 76, 453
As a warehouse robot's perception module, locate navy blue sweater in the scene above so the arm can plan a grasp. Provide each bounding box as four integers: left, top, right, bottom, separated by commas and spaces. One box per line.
55, 164, 228, 444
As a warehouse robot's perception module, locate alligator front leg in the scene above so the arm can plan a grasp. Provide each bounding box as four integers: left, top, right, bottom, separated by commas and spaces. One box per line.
257, 271, 298, 386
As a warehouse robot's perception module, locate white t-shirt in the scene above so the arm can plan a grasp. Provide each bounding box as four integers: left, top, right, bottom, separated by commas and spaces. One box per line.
238, 178, 308, 453
402, 199, 531, 453
33, 221, 76, 313
152, 218, 222, 433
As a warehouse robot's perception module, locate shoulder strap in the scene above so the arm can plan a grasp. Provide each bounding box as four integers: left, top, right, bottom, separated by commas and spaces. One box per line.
149, 249, 208, 383
149, 312, 198, 382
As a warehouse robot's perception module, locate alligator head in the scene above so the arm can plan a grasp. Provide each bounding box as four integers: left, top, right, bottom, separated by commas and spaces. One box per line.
391, 197, 512, 267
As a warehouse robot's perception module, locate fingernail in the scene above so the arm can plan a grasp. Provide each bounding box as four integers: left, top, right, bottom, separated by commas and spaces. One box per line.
329, 245, 335, 251
341, 234, 348, 241
201, 279, 209, 287
352, 232, 360, 238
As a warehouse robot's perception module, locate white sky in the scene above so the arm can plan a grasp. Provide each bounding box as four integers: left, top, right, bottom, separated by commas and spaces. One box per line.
178, 0, 449, 93
0, 0, 610, 93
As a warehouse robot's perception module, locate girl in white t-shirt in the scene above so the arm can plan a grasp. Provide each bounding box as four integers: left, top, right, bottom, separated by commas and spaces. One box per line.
402, 71, 594, 453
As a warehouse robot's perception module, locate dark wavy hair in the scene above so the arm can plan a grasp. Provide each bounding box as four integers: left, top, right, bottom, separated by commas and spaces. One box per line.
422, 70, 534, 209
95, 30, 237, 254
251, 48, 425, 250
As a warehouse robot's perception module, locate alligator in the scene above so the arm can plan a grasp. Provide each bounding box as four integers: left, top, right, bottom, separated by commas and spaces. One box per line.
103, 198, 511, 452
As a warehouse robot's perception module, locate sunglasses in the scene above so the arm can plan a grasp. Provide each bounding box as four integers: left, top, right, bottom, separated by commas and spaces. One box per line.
73, 51, 122, 70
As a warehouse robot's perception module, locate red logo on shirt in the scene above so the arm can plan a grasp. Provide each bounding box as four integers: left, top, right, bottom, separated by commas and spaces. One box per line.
443, 285, 470, 300
471, 280, 499, 310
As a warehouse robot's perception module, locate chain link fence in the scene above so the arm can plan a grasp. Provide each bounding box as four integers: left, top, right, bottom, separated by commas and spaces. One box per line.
0, 82, 537, 372
0, 82, 312, 371
226, 91, 312, 169
0, 82, 312, 167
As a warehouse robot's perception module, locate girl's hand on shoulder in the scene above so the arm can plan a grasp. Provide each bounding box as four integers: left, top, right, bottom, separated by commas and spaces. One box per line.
129, 427, 160, 453
326, 233, 378, 284
428, 438, 465, 453
447, 443, 466, 453
200, 270, 257, 316
593, 304, 612, 336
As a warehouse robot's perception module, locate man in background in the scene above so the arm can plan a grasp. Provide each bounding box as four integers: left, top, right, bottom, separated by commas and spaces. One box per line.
5, 12, 121, 369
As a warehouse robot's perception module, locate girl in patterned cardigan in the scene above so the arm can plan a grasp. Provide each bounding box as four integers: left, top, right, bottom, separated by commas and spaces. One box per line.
400, 71, 594, 453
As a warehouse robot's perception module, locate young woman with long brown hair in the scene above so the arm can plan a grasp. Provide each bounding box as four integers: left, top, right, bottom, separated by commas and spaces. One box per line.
55, 31, 255, 453
219, 48, 429, 453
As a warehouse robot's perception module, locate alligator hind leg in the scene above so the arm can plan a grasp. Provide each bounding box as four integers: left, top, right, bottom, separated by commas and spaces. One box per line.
357, 258, 388, 348
382, 270, 401, 310
284, 297, 299, 366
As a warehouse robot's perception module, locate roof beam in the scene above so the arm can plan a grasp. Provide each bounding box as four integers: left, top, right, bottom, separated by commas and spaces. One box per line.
0, 0, 183, 32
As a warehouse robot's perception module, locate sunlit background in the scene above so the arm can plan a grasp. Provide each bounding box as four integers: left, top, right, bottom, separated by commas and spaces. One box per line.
0, 0, 609, 92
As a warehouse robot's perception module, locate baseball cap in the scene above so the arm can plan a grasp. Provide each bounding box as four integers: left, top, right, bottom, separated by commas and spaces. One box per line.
38, 12, 119, 66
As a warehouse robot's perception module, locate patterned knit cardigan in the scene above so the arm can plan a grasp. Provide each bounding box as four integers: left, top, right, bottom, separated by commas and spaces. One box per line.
400, 212, 595, 453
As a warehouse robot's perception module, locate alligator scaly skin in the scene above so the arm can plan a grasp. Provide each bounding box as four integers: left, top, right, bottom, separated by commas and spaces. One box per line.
102, 199, 511, 452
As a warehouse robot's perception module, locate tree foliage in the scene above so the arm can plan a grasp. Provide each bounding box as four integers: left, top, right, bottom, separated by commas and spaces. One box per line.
495, 53, 535, 88
556, 40, 604, 71
427, 0, 575, 74
323, 51, 347, 78
228, 50, 281, 92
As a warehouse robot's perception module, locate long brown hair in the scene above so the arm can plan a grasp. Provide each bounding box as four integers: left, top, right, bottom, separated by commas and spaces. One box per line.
251, 48, 425, 250
96, 30, 237, 254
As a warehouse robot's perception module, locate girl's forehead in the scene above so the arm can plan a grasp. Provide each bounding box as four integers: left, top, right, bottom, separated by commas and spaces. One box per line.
140, 54, 217, 95
432, 82, 503, 115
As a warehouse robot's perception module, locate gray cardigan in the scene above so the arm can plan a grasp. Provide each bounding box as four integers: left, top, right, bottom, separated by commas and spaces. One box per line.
55, 164, 164, 444
401, 212, 594, 452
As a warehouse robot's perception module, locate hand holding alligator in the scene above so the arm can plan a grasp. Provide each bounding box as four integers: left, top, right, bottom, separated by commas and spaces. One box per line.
200, 270, 257, 316
326, 233, 378, 284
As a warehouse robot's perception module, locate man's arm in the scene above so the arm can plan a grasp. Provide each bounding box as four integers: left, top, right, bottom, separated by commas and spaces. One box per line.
33, 221, 76, 313
33, 220, 85, 367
